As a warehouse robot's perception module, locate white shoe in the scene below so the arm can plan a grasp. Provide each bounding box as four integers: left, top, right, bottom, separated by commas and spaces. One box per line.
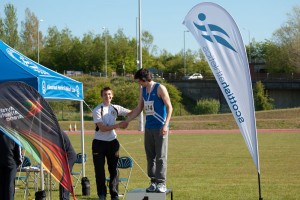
156, 183, 167, 193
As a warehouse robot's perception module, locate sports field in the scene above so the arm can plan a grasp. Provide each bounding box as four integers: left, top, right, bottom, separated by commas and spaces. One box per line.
15, 108, 300, 199
15, 130, 300, 200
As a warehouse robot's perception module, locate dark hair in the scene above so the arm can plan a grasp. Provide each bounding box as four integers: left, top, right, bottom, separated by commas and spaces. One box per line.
100, 86, 113, 96
134, 68, 152, 82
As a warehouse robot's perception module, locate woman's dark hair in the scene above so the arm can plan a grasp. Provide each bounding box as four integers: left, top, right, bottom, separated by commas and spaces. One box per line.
134, 68, 152, 82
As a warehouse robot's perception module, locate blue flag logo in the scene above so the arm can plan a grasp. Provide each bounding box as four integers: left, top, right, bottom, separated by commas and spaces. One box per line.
193, 13, 236, 52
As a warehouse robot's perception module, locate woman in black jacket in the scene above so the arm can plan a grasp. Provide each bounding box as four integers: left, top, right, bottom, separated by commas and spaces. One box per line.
59, 131, 77, 200
0, 129, 22, 200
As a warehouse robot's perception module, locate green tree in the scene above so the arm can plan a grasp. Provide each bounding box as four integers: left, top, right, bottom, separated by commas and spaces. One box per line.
164, 81, 183, 116
142, 30, 156, 55
264, 41, 293, 73
253, 81, 273, 111
73, 75, 184, 116
196, 50, 213, 77
80, 32, 102, 73
0, 16, 4, 39
3, 3, 19, 48
56, 27, 75, 71
42, 26, 60, 69
272, 5, 300, 73
195, 98, 220, 115
162, 53, 184, 74
154, 49, 172, 73
19, 8, 39, 58
249, 41, 266, 63
186, 49, 212, 77
43, 26, 78, 72
110, 29, 136, 75
73, 75, 111, 111
111, 78, 140, 109
63, 36, 83, 71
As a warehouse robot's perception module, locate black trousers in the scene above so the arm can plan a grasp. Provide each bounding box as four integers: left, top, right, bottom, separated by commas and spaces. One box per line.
0, 164, 17, 200
92, 139, 119, 198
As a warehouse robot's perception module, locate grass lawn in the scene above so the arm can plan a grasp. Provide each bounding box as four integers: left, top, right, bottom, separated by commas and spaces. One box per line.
15, 131, 300, 200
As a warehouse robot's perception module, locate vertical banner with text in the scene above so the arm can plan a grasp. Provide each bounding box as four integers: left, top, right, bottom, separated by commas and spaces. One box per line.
183, 2, 260, 172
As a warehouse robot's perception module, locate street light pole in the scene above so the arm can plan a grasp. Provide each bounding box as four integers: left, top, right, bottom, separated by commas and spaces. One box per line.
102, 27, 108, 78
36, 18, 44, 190
136, 17, 139, 69
138, 0, 142, 70
248, 30, 251, 63
123, 63, 125, 80
243, 28, 251, 63
37, 19, 43, 63
138, 0, 144, 132
184, 30, 189, 75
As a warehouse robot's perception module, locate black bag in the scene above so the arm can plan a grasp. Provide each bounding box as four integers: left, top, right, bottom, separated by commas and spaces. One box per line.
81, 177, 90, 196
35, 190, 46, 200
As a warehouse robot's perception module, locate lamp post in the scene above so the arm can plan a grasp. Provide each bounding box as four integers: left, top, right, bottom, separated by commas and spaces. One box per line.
37, 19, 43, 63
37, 18, 44, 191
184, 30, 189, 75
123, 63, 125, 80
243, 28, 251, 63
102, 27, 108, 78
138, 0, 142, 70
136, 17, 139, 69
138, 0, 144, 132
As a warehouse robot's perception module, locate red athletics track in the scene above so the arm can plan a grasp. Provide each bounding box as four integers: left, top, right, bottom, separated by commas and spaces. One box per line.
66, 129, 300, 135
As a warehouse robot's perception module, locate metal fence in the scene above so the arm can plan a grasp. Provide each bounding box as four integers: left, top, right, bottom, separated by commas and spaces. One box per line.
162, 72, 300, 82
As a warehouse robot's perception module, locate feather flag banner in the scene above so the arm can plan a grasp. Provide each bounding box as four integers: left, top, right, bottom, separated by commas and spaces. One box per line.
0, 81, 75, 199
183, 2, 260, 173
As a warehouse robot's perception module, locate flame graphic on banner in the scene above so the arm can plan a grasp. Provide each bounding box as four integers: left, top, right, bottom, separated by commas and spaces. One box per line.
0, 81, 75, 199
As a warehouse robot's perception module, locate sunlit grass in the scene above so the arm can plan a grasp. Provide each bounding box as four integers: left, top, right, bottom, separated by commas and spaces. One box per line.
59, 108, 300, 131
15, 131, 300, 200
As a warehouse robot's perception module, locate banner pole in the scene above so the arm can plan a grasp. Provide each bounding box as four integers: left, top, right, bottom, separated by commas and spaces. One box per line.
258, 172, 263, 200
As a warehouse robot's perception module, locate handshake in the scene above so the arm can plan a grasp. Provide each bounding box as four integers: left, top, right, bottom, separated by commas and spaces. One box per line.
118, 121, 129, 129
95, 121, 129, 131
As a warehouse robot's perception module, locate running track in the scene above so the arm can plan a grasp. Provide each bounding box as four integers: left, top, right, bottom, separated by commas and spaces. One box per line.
66, 129, 300, 135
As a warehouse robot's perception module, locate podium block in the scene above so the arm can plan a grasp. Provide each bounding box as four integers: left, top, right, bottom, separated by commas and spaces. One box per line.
126, 188, 173, 200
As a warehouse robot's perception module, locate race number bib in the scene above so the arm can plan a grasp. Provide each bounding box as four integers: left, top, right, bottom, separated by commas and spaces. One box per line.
144, 101, 154, 115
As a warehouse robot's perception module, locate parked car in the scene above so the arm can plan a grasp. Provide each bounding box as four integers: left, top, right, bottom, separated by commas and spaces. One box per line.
152, 73, 164, 79
182, 73, 204, 80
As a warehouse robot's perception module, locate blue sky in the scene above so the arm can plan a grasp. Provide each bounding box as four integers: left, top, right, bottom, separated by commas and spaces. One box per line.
0, 0, 299, 55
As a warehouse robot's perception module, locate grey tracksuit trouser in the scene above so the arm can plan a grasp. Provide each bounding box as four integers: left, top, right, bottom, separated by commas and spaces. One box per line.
144, 128, 168, 184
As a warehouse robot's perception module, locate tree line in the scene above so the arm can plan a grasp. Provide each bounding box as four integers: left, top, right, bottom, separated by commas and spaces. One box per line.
1, 3, 300, 76
48, 75, 273, 120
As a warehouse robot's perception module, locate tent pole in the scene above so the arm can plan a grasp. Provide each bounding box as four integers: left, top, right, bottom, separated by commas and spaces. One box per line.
37, 97, 46, 200
258, 172, 263, 200
80, 101, 85, 177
